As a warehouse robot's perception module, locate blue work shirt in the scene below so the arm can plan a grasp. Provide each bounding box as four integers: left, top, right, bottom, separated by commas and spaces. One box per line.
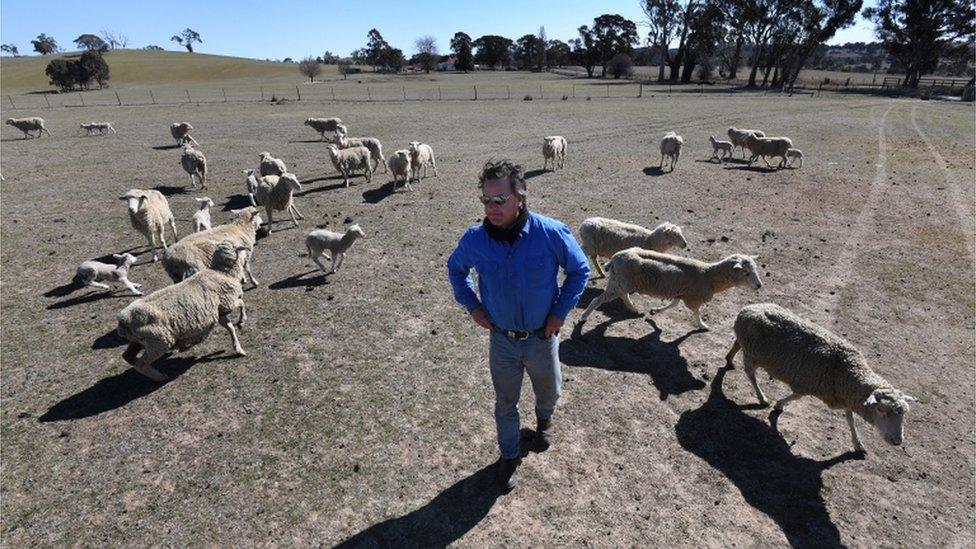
447, 211, 590, 331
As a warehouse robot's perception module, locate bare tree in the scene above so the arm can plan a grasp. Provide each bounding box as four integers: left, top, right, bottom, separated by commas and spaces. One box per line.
414, 35, 438, 73
537, 26, 547, 70
298, 56, 323, 82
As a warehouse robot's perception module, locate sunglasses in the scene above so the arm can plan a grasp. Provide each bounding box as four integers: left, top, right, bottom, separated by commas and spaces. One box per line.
479, 194, 512, 205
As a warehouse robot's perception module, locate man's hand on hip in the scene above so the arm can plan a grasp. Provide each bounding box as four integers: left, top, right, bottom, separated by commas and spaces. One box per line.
471, 307, 495, 330
544, 314, 564, 338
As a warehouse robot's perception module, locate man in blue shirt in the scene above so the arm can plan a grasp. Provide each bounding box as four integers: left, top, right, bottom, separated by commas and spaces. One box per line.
447, 160, 590, 492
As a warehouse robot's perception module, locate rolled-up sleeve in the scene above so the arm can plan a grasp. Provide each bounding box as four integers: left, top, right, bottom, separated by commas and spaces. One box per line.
447, 232, 482, 313
550, 223, 590, 319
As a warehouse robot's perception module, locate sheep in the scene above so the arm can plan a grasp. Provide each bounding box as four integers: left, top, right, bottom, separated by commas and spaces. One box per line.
304, 117, 343, 140
6, 117, 51, 139
727, 127, 765, 158
388, 150, 414, 192
162, 206, 262, 286
80, 122, 116, 136
334, 134, 386, 173
578, 248, 762, 331
170, 122, 195, 145
75, 253, 142, 295
709, 135, 733, 163
117, 241, 249, 382
335, 124, 348, 136
119, 189, 178, 262
408, 141, 437, 181
326, 144, 373, 188
180, 144, 208, 189
192, 197, 214, 232
578, 218, 688, 279
542, 136, 567, 171
305, 224, 367, 274
786, 148, 804, 169
252, 172, 304, 234
659, 132, 683, 172
259, 151, 287, 176
745, 134, 794, 169
725, 303, 916, 453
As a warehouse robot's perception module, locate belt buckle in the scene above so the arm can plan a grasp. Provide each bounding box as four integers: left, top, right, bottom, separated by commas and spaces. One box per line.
512, 330, 530, 340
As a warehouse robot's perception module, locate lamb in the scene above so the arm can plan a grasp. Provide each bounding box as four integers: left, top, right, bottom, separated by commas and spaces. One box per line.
6, 117, 51, 139
578, 248, 762, 331
659, 132, 683, 172
119, 189, 178, 262
407, 141, 437, 181
388, 150, 414, 192
117, 241, 249, 382
727, 127, 765, 158
334, 134, 386, 173
192, 197, 214, 232
304, 117, 343, 140
75, 253, 142, 295
252, 171, 304, 234
259, 151, 287, 176
542, 136, 567, 171
180, 144, 207, 189
578, 218, 688, 279
80, 122, 116, 136
162, 206, 262, 286
786, 148, 804, 169
745, 133, 794, 169
170, 122, 195, 146
725, 303, 916, 453
305, 224, 367, 274
326, 144, 373, 188
709, 135, 733, 163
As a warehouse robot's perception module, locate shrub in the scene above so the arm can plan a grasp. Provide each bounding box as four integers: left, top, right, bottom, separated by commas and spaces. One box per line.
523, 95, 533, 101
608, 53, 633, 79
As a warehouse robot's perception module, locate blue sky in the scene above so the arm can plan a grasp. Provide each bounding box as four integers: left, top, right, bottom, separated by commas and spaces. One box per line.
0, 0, 877, 60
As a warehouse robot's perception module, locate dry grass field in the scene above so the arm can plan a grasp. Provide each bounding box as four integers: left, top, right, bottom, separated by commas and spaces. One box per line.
1, 83, 974, 546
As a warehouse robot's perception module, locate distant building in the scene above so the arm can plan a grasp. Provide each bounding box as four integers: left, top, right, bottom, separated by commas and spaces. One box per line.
437, 56, 458, 72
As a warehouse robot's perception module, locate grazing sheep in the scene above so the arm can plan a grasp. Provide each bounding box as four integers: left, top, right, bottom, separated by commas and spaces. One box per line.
170, 122, 194, 145
579, 218, 688, 279
745, 134, 794, 169
786, 148, 804, 169
6, 117, 51, 139
543, 136, 567, 171
180, 144, 208, 189
334, 134, 386, 173
304, 117, 343, 140
660, 132, 683, 172
119, 189, 178, 262
408, 141, 437, 181
578, 248, 762, 331
117, 241, 249, 382
80, 122, 116, 136
163, 207, 262, 285
253, 172, 304, 234
259, 151, 287, 176
727, 127, 765, 158
726, 303, 916, 453
192, 197, 214, 232
306, 224, 367, 274
75, 253, 142, 295
388, 150, 414, 192
326, 144, 373, 188
709, 135, 733, 163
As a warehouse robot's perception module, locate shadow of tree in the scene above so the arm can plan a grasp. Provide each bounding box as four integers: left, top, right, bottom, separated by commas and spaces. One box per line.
675, 365, 859, 548
335, 463, 499, 548
268, 269, 330, 291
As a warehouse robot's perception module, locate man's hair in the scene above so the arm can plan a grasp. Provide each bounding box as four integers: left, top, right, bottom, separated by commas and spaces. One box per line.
478, 160, 527, 204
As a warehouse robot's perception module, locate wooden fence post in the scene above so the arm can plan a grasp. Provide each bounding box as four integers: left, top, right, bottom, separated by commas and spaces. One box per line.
222, 88, 227, 102
540, 84, 543, 99
331, 87, 335, 101
296, 86, 301, 101
572, 84, 575, 98
638, 82, 642, 98
261, 87, 264, 101
367, 87, 371, 100
115, 90, 122, 106
606, 84, 610, 98
473, 85, 477, 100
8, 95, 14, 108
185, 89, 191, 102
79, 93, 85, 107
44, 94, 52, 108
149, 90, 156, 104
507, 85, 510, 99
402, 86, 406, 100
438, 86, 442, 100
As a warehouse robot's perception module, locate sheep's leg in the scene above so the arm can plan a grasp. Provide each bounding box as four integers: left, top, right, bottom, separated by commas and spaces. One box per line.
405, 178, 414, 192
589, 256, 607, 279
578, 288, 619, 324
846, 410, 866, 453
288, 205, 300, 228
218, 314, 246, 357
648, 298, 680, 315
659, 153, 665, 169
763, 156, 773, 168
122, 343, 142, 365
725, 338, 740, 368
248, 193, 257, 207
329, 254, 340, 274
774, 393, 802, 411
291, 203, 305, 220
621, 294, 640, 314
431, 161, 437, 177
147, 234, 160, 262
691, 306, 709, 330
744, 365, 769, 407
169, 219, 179, 241
244, 253, 259, 286
132, 344, 169, 382
120, 276, 143, 295
234, 299, 247, 328
158, 227, 169, 250
343, 169, 350, 188
312, 253, 330, 273
265, 208, 274, 235
86, 280, 111, 290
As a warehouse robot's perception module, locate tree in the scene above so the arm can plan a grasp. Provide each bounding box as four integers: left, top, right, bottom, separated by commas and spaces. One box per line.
515, 34, 539, 69
546, 39, 571, 68
414, 35, 438, 73
350, 48, 369, 66
144, 45, 164, 51
46, 59, 76, 91
572, 26, 600, 77
298, 56, 322, 82
366, 29, 389, 71
863, 0, 974, 87
0, 44, 18, 56
679, 0, 726, 83
171, 28, 202, 52
74, 34, 107, 52
31, 34, 59, 55
101, 29, 129, 49
379, 47, 407, 72
592, 14, 639, 77
337, 60, 353, 79
322, 51, 340, 64
642, 0, 682, 81
742, 0, 793, 86
451, 32, 474, 72
472, 35, 514, 69
536, 27, 547, 70
76, 50, 110, 88
608, 53, 634, 78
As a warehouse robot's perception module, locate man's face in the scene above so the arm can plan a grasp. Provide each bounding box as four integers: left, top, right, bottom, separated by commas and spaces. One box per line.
482, 177, 522, 229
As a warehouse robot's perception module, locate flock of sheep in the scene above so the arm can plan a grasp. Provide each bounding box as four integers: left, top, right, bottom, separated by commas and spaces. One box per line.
661, 126, 804, 172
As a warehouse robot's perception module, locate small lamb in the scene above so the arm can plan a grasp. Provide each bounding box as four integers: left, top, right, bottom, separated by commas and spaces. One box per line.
786, 148, 803, 169
306, 224, 366, 274
543, 136, 567, 171
388, 150, 414, 192
408, 141, 437, 182
709, 135, 733, 163
75, 253, 142, 295
80, 122, 116, 136
660, 132, 683, 172
192, 197, 214, 232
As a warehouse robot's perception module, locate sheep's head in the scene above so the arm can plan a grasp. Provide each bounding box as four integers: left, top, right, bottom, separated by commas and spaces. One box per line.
656, 222, 687, 250
231, 206, 259, 222
346, 224, 366, 239
335, 124, 347, 135
119, 191, 148, 214
393, 150, 410, 162
259, 152, 271, 159
196, 197, 214, 209
5, 119, 14, 126
862, 388, 916, 446
725, 254, 762, 290
280, 173, 303, 192
326, 144, 340, 157
210, 240, 248, 273
112, 253, 139, 268
304, 118, 313, 126
408, 141, 421, 152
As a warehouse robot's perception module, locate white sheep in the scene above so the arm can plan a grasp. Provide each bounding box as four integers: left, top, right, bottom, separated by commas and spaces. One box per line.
786, 148, 804, 169
727, 127, 765, 158
180, 144, 208, 189
192, 197, 214, 232
252, 172, 304, 234
75, 253, 142, 295
745, 134, 794, 169
408, 141, 437, 181
6, 117, 51, 139
334, 134, 386, 173
335, 124, 348, 136
117, 241, 249, 381
119, 189, 178, 262
578, 248, 762, 331
305, 224, 367, 274
543, 136, 567, 171
578, 218, 688, 279
170, 122, 194, 145
80, 122, 116, 136
304, 117, 343, 140
163, 207, 262, 285
726, 303, 916, 453
388, 150, 414, 192
326, 144, 373, 188
259, 151, 287, 176
709, 135, 733, 163
660, 132, 683, 172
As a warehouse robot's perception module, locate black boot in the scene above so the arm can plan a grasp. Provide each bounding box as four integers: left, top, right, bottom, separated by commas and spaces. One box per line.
495, 457, 521, 493
535, 416, 552, 452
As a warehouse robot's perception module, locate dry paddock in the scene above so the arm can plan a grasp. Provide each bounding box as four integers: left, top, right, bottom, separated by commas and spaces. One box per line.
1, 93, 974, 546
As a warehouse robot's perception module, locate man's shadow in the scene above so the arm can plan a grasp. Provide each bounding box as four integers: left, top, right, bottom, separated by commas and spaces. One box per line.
675, 365, 860, 548
335, 463, 499, 548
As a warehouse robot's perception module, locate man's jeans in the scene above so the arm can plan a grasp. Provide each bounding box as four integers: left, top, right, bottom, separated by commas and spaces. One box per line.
489, 330, 562, 459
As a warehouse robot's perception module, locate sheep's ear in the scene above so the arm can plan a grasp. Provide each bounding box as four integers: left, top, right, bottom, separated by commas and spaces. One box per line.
863, 394, 877, 407
751, 254, 760, 260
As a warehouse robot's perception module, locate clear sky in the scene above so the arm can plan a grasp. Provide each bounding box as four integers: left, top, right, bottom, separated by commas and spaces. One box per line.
0, 0, 877, 60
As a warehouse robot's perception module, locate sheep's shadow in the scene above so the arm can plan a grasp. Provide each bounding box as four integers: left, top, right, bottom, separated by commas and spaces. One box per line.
335, 463, 499, 548
288, 138, 328, 144
152, 185, 188, 196
362, 184, 397, 204
91, 328, 128, 350
294, 179, 350, 197
724, 165, 779, 173
642, 166, 669, 176
268, 269, 331, 291
675, 365, 858, 548
221, 194, 254, 212
151, 144, 181, 150
524, 168, 548, 179
0, 137, 32, 142
562, 318, 706, 400
46, 290, 133, 310
43, 280, 83, 298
